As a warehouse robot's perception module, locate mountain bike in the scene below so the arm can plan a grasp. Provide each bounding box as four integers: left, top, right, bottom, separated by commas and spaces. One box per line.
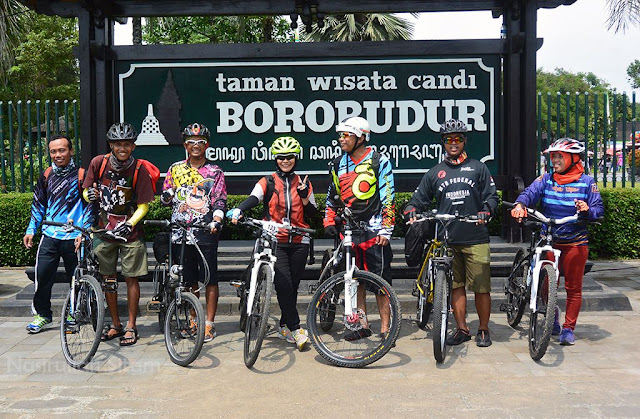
145, 219, 212, 367
410, 210, 479, 363
42, 220, 105, 369
413, 233, 441, 330
307, 208, 401, 368
501, 202, 582, 360
233, 218, 314, 368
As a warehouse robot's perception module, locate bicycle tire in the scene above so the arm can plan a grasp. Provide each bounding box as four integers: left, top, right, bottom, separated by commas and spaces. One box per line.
244, 264, 272, 368
238, 282, 248, 333
164, 292, 205, 367
307, 270, 401, 368
432, 266, 450, 363
416, 266, 433, 330
60, 275, 104, 369
529, 264, 558, 360
506, 249, 529, 328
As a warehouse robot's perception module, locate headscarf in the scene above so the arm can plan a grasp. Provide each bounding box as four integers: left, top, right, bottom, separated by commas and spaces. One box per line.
552, 151, 584, 185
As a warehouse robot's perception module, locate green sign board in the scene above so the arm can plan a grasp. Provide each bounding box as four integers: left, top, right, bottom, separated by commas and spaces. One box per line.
117, 56, 499, 178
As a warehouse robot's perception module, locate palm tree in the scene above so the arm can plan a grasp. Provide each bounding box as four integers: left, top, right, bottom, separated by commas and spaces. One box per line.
301, 13, 415, 42
0, 0, 27, 83
606, 0, 640, 32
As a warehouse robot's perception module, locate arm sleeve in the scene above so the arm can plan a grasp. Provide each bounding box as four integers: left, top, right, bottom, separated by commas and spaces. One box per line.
128, 202, 149, 227
378, 158, 395, 235
238, 178, 266, 213
163, 165, 175, 191
585, 179, 604, 220
406, 172, 433, 214
26, 172, 47, 235
323, 164, 340, 227
515, 175, 546, 208
210, 169, 227, 218
479, 165, 499, 215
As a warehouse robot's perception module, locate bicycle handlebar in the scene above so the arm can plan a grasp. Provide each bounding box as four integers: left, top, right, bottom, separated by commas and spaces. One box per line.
144, 219, 214, 231
241, 218, 315, 236
412, 210, 479, 224
503, 201, 580, 226
42, 220, 105, 237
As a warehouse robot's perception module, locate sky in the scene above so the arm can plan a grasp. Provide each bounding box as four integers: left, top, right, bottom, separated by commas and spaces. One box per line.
113, 0, 640, 94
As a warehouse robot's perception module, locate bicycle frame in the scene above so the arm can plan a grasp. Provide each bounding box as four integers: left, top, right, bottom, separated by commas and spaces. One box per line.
245, 232, 277, 318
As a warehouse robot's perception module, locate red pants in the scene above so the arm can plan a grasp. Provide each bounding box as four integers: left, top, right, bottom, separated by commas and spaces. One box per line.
548, 244, 589, 331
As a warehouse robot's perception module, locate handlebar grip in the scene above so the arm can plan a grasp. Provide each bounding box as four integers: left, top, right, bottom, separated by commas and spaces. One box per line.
144, 220, 170, 227
502, 201, 516, 207
298, 227, 316, 234
42, 220, 68, 227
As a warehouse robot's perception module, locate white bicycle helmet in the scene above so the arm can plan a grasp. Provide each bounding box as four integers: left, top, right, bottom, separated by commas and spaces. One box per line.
544, 138, 585, 155
336, 116, 370, 141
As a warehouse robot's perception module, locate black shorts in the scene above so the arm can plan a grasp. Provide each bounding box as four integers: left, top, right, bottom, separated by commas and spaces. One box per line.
352, 230, 393, 285
172, 242, 219, 286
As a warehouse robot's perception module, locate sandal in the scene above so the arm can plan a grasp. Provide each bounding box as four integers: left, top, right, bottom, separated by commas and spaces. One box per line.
101, 324, 124, 341
120, 327, 138, 346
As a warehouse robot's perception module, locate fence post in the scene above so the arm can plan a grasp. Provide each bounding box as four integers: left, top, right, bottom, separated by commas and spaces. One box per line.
17, 101, 25, 192
27, 100, 33, 190
556, 92, 561, 139
632, 92, 637, 187
613, 93, 618, 188
594, 93, 599, 181
575, 91, 579, 141
622, 93, 627, 188
565, 92, 570, 137
54, 100, 60, 135
36, 100, 42, 175
45, 101, 51, 167
537, 92, 542, 175
8, 102, 15, 191
547, 93, 552, 170
73, 100, 79, 166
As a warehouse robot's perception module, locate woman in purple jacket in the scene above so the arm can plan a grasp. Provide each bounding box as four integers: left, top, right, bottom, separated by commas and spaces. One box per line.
511, 138, 604, 346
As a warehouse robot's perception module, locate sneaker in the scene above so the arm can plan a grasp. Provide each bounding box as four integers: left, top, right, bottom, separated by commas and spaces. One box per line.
559, 328, 575, 345
180, 317, 198, 338
277, 325, 295, 343
293, 328, 310, 351
552, 306, 562, 336
475, 329, 492, 347
26, 315, 53, 334
204, 323, 217, 343
64, 315, 78, 334
445, 328, 471, 346
344, 328, 372, 342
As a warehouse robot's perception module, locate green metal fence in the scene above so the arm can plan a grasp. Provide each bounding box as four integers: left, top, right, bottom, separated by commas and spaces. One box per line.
537, 91, 639, 188
0, 99, 80, 192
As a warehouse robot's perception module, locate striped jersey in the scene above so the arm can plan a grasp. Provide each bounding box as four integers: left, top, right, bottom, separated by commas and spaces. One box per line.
516, 173, 604, 245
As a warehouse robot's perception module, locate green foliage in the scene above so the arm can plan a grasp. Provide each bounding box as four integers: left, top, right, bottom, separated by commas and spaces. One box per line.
0, 193, 36, 266
3, 12, 79, 101
302, 13, 415, 42
627, 59, 640, 89
0, 0, 27, 85
589, 188, 640, 259
143, 16, 292, 44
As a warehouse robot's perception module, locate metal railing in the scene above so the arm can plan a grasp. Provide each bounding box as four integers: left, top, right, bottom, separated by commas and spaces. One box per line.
537, 91, 639, 188
0, 99, 80, 192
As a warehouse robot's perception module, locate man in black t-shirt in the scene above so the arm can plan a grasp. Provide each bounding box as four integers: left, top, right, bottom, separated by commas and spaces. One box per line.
83, 122, 155, 347
405, 119, 498, 348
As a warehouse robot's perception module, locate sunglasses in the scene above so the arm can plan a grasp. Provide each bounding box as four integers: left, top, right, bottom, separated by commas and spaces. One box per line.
442, 135, 465, 145
276, 154, 296, 161
184, 139, 208, 146
339, 132, 355, 139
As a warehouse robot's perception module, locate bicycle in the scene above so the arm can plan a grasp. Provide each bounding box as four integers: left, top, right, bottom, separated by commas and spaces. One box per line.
410, 210, 479, 363
145, 219, 212, 367
412, 227, 440, 330
41, 220, 105, 369
501, 201, 582, 360
232, 217, 314, 368
307, 208, 401, 368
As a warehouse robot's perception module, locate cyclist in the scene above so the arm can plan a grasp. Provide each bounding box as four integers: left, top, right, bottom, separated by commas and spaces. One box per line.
82, 122, 155, 346
23, 135, 91, 333
228, 136, 316, 351
511, 138, 604, 345
404, 119, 498, 347
324, 116, 395, 341
161, 122, 227, 343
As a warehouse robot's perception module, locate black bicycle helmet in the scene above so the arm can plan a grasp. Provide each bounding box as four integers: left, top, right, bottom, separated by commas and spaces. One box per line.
439, 119, 468, 135
182, 122, 211, 140
106, 122, 137, 141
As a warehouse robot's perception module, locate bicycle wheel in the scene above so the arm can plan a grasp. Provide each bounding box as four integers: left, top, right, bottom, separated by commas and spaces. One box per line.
60, 275, 105, 369
244, 264, 272, 368
505, 249, 529, 328
416, 265, 433, 330
307, 270, 401, 368
432, 266, 450, 363
318, 249, 338, 332
529, 264, 558, 360
164, 292, 205, 366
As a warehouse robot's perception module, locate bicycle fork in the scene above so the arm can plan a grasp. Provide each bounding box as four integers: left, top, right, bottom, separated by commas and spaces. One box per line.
529, 245, 560, 312
246, 254, 276, 317
342, 231, 366, 331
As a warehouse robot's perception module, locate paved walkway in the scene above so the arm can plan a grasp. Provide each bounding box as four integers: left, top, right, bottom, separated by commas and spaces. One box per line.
0, 261, 639, 417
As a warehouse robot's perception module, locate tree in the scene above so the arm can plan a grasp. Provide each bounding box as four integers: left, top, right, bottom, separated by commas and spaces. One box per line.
0, 0, 27, 84
627, 59, 640, 89
143, 16, 291, 44
302, 13, 415, 42
606, 0, 640, 32
2, 12, 78, 101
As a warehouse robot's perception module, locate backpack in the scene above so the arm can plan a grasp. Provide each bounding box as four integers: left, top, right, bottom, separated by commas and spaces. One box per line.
43, 166, 85, 193
97, 153, 161, 193
404, 218, 434, 267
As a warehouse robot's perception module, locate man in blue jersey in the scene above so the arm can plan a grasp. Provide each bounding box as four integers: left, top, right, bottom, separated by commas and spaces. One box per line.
23, 135, 91, 333
511, 138, 604, 345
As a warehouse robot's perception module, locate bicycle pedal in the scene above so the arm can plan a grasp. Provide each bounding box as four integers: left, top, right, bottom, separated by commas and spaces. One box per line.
147, 300, 162, 312
230, 280, 243, 288
411, 289, 419, 297
499, 303, 512, 312
308, 284, 318, 293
